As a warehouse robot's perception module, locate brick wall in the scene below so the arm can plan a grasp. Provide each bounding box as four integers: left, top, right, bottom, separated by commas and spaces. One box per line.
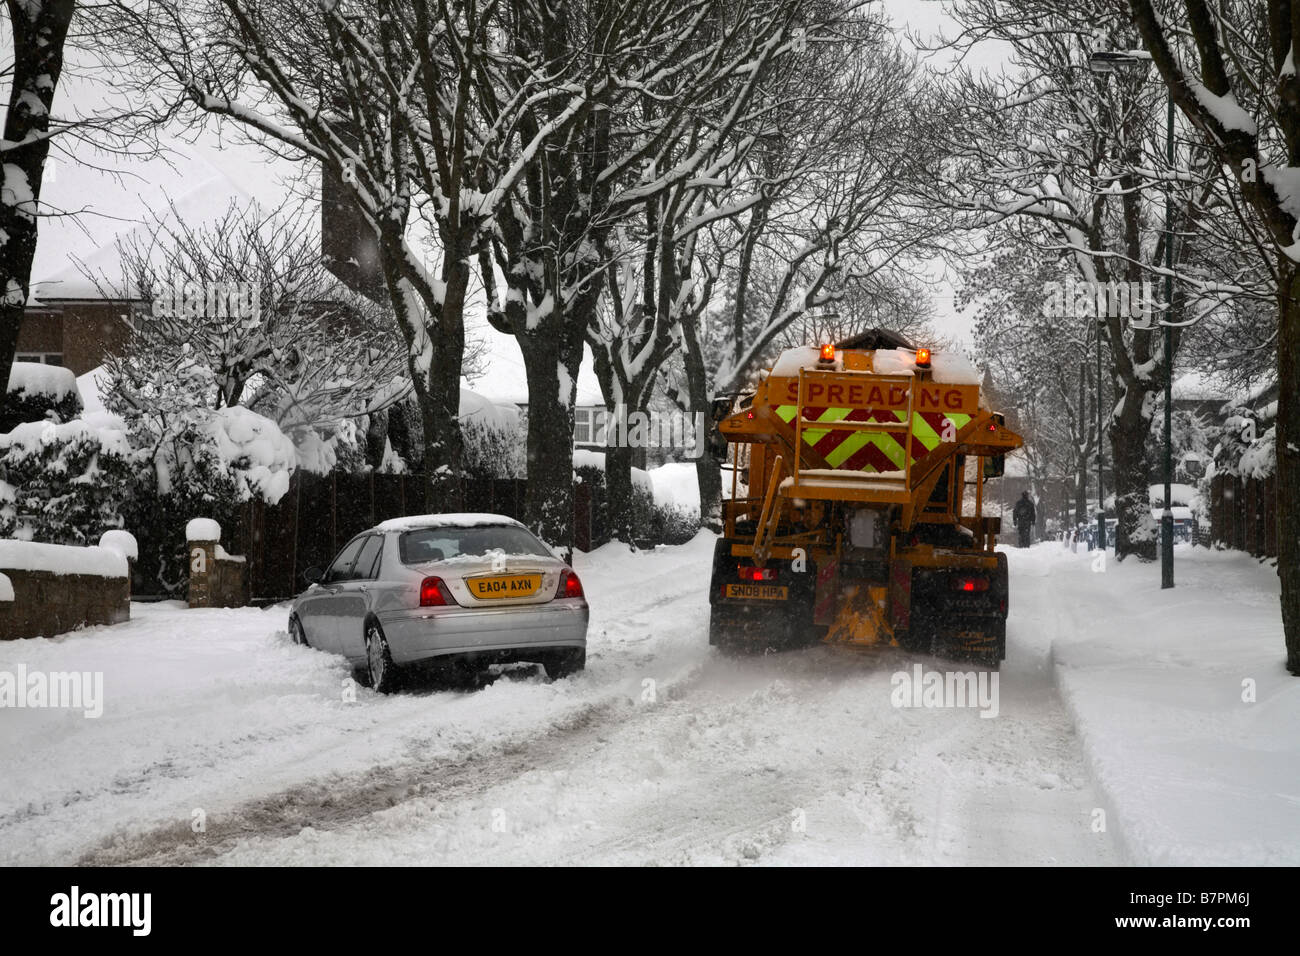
16, 301, 135, 375
0, 569, 130, 640
187, 539, 250, 609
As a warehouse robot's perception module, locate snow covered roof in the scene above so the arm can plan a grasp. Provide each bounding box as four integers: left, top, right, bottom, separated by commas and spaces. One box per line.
1171, 371, 1229, 402
459, 387, 521, 431
374, 513, 527, 532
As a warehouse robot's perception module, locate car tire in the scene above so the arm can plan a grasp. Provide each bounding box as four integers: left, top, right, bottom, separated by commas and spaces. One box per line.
543, 648, 585, 680
365, 621, 401, 694
289, 615, 309, 647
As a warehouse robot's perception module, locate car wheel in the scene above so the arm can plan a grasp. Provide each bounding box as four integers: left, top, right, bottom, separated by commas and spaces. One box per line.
543, 648, 585, 680
365, 621, 401, 694
289, 615, 309, 647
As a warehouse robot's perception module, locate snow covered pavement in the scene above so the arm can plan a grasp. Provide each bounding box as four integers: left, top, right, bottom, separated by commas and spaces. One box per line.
1, 534, 1291, 865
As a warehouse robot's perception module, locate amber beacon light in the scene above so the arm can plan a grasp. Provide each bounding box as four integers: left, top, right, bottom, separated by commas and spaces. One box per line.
915, 347, 932, 368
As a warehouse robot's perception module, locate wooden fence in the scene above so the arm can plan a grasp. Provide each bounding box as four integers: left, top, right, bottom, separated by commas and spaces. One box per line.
1207, 472, 1277, 558
223, 473, 597, 602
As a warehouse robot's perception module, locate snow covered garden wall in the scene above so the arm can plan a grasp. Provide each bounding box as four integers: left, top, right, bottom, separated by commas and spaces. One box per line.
0, 539, 130, 640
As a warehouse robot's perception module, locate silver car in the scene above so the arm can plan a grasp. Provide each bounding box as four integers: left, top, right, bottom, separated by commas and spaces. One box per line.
288, 513, 588, 692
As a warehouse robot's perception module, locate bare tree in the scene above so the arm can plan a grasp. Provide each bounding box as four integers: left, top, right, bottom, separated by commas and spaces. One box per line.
1125, 0, 1300, 671
98, 201, 409, 472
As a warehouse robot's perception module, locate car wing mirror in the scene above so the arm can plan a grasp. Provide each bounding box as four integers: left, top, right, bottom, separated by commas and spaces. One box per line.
303, 566, 324, 586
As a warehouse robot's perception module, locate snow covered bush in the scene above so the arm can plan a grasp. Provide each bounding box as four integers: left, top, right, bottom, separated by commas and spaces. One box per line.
1212, 404, 1275, 480
2, 363, 82, 433
0, 420, 136, 545
461, 407, 527, 480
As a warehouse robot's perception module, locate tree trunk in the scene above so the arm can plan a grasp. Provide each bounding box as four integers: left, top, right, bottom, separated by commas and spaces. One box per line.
521, 335, 577, 558
1278, 262, 1300, 675
423, 292, 466, 512
605, 439, 637, 545
0, 0, 76, 418
1110, 387, 1157, 561
679, 309, 721, 531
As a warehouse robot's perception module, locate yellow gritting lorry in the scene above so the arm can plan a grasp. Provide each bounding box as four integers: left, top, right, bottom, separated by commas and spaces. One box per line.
708, 329, 1023, 667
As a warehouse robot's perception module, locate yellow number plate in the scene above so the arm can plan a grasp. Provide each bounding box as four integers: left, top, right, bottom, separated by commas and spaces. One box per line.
468, 573, 543, 599
724, 583, 789, 600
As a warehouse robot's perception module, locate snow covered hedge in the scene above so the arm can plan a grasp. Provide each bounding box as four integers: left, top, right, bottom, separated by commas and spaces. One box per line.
573, 450, 698, 547
2, 363, 82, 433
0, 420, 135, 545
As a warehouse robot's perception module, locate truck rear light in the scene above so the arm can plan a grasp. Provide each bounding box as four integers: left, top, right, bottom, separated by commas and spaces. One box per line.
556, 569, 584, 598
420, 576, 451, 606
738, 565, 776, 582
954, 576, 989, 592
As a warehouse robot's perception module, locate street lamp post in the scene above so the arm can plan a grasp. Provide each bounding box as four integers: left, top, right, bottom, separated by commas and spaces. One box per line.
1097, 316, 1106, 550
1088, 48, 1175, 587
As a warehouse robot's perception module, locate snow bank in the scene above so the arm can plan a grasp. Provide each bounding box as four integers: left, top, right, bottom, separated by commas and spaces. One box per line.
98, 529, 138, 561
0, 539, 128, 578
6, 362, 77, 399
1008, 544, 1300, 865
186, 518, 222, 542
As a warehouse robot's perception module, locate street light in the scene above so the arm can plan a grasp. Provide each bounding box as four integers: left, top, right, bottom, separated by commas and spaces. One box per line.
1088, 48, 1175, 588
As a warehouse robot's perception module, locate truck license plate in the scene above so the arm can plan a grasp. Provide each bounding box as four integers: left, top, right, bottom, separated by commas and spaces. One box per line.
725, 583, 789, 600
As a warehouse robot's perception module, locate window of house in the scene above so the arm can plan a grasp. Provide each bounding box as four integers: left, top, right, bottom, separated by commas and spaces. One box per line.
573, 407, 609, 446
14, 353, 63, 366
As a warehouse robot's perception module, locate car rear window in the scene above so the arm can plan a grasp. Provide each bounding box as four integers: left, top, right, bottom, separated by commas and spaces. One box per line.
398, 525, 552, 564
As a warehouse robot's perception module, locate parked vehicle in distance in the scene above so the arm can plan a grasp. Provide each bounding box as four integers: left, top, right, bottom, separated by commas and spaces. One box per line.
288, 514, 588, 692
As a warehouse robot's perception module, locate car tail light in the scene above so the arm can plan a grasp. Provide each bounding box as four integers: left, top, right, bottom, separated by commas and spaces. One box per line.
954, 576, 989, 592
420, 576, 451, 606
556, 569, 584, 598
738, 565, 776, 582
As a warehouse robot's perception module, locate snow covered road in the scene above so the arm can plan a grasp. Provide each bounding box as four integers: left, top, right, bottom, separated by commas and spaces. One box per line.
8, 533, 1287, 866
